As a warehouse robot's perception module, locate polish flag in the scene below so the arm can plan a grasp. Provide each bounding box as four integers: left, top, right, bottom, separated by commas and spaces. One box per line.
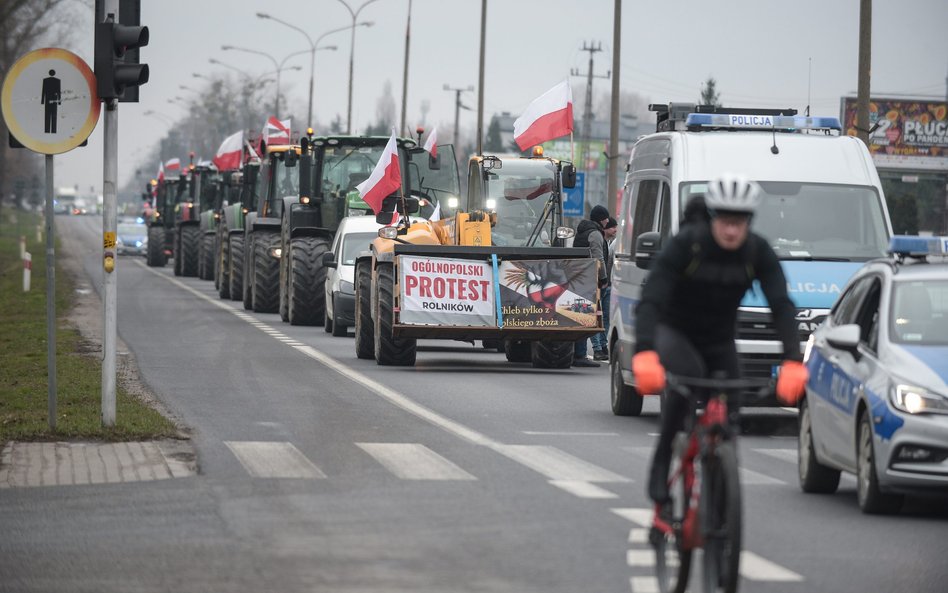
387, 204, 399, 226
513, 80, 573, 151
423, 126, 438, 158
356, 130, 401, 214
429, 200, 441, 222
263, 117, 291, 145
245, 139, 261, 162
212, 130, 244, 171
156, 161, 165, 183
165, 157, 181, 172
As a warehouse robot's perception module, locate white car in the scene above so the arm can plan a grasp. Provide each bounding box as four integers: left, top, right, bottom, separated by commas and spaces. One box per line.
323, 215, 422, 336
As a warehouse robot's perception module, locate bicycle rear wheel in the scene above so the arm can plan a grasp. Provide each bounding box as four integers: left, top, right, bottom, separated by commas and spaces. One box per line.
652, 461, 693, 593
701, 441, 742, 593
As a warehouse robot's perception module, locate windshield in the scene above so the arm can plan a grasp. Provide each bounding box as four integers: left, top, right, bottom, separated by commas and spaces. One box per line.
341, 232, 378, 266
890, 279, 948, 345
477, 159, 557, 247
118, 224, 145, 236
680, 182, 889, 261
317, 143, 387, 230
408, 145, 461, 219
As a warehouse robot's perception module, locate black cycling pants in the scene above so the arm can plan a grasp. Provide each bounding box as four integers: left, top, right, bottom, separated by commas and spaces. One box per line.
649, 325, 740, 498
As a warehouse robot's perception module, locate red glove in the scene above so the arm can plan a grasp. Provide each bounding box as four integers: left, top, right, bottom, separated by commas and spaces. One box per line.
633, 351, 666, 395
776, 360, 808, 405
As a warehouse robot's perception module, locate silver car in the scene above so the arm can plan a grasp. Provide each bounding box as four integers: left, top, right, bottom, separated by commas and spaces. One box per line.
798, 236, 948, 513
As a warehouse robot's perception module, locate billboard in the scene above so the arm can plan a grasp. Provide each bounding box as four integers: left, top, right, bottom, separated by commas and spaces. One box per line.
841, 97, 948, 171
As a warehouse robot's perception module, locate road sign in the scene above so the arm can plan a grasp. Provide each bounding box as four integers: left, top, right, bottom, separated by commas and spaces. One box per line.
563, 171, 585, 217
1, 48, 100, 155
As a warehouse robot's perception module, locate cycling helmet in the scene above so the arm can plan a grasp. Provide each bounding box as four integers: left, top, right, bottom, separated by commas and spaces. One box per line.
705, 174, 761, 215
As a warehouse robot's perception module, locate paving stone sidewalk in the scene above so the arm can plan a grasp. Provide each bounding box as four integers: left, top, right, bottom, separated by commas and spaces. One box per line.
0, 440, 196, 488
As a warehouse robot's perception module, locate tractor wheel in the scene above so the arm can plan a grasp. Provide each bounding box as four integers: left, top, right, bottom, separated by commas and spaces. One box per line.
242, 234, 254, 310
504, 339, 532, 363
354, 261, 375, 359
530, 340, 574, 369
228, 234, 244, 302
180, 225, 201, 277
374, 263, 416, 366
218, 237, 230, 298
200, 234, 215, 280
252, 231, 280, 313
288, 236, 329, 326
146, 227, 166, 267
331, 294, 348, 337
173, 231, 183, 276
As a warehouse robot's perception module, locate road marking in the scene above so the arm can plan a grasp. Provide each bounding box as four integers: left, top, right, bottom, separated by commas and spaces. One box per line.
755, 448, 798, 463
356, 443, 476, 480
740, 551, 804, 581
629, 528, 649, 544
627, 549, 653, 567
630, 576, 659, 593
612, 507, 654, 528
740, 467, 785, 485
522, 431, 619, 437
494, 445, 630, 482
224, 441, 325, 479
549, 480, 618, 499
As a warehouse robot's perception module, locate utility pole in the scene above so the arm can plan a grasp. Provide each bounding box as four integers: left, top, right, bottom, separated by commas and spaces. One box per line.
444, 84, 473, 152
399, 0, 412, 135
855, 0, 872, 147
476, 0, 486, 155
570, 41, 609, 210
607, 0, 622, 217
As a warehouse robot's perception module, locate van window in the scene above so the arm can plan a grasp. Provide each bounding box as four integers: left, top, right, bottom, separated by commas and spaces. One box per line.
628, 179, 660, 251
681, 182, 889, 261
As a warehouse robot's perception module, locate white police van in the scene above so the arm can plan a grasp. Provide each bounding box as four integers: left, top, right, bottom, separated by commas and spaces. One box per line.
609, 103, 894, 416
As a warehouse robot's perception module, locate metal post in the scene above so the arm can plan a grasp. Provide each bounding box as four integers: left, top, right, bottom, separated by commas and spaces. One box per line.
400, 0, 412, 136
307, 47, 315, 127
346, 18, 356, 134
101, 0, 119, 428
44, 154, 56, 430
476, 0, 486, 155
454, 89, 461, 151
275, 67, 282, 119
607, 0, 621, 217
855, 0, 872, 147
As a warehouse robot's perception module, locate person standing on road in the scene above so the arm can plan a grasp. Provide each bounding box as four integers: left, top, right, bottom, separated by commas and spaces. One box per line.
591, 216, 618, 360
632, 175, 808, 505
572, 204, 610, 367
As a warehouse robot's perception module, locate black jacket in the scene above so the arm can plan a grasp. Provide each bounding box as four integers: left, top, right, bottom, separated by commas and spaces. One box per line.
574, 219, 609, 283
634, 222, 800, 360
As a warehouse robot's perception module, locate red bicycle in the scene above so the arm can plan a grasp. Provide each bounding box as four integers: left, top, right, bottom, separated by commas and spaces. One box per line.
649, 373, 772, 593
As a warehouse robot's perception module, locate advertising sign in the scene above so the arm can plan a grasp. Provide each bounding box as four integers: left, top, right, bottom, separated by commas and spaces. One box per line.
398, 256, 495, 326
841, 97, 948, 171
498, 259, 599, 329
562, 171, 585, 217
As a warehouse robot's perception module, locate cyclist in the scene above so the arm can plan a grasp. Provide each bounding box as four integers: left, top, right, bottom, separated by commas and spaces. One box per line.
632, 174, 809, 505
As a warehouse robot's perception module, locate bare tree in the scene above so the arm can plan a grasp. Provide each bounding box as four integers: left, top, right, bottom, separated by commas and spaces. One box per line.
700, 77, 721, 107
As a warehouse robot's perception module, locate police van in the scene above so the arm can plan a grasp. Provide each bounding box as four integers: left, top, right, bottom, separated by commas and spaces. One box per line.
609, 103, 894, 416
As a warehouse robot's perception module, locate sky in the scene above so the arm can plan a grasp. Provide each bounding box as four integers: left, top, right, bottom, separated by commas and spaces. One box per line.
50, 0, 948, 196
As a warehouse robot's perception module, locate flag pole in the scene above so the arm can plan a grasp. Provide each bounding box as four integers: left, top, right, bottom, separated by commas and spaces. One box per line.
570, 131, 574, 163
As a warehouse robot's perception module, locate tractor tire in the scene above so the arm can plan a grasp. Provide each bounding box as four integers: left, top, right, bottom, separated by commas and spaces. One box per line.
200, 234, 215, 280
242, 234, 254, 310
374, 263, 416, 366
146, 227, 167, 267
288, 236, 329, 326
354, 260, 375, 359
504, 339, 532, 363
180, 225, 201, 277
173, 231, 183, 276
530, 340, 573, 369
331, 294, 348, 337
252, 231, 280, 313
218, 237, 230, 299
228, 234, 244, 302
279, 253, 289, 323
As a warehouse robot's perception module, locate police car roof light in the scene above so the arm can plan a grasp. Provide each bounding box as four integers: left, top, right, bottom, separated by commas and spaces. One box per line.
888, 235, 948, 257
685, 113, 842, 132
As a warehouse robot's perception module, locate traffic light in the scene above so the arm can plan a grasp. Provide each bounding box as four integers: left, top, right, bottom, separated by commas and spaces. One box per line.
94, 12, 149, 101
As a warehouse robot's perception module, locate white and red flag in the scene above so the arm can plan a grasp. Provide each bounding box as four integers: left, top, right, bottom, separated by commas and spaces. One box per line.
212, 130, 244, 171
513, 80, 574, 151
429, 200, 441, 222
356, 130, 402, 214
263, 116, 291, 145
423, 126, 438, 158
156, 161, 165, 183
165, 157, 181, 173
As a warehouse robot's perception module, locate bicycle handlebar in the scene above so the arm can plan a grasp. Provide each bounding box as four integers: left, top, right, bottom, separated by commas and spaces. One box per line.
665, 373, 775, 401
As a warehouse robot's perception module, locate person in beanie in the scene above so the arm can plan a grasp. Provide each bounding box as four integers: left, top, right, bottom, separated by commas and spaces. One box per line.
572, 204, 610, 367
591, 216, 618, 360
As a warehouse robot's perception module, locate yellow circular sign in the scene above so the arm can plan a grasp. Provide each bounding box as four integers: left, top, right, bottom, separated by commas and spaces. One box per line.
1, 48, 100, 155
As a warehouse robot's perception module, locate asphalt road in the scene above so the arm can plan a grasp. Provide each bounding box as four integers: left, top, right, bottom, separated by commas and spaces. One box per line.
2, 216, 946, 593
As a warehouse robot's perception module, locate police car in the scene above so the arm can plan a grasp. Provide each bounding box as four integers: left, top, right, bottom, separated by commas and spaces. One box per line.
798, 235, 948, 513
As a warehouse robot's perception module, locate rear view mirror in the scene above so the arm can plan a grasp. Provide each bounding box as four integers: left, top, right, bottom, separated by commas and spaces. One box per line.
635, 231, 662, 269
284, 150, 298, 167
826, 324, 861, 355
561, 163, 576, 189
429, 153, 441, 170
321, 251, 336, 269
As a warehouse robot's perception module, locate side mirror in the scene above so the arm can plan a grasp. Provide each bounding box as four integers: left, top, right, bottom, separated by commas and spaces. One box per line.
826, 324, 861, 356
561, 163, 576, 189
284, 150, 298, 167
429, 152, 441, 170
635, 231, 662, 269
299, 150, 312, 199
321, 251, 337, 269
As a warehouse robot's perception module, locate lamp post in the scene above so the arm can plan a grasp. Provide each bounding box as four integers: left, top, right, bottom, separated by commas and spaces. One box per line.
256, 14, 360, 128
443, 84, 473, 152
221, 45, 304, 119
335, 0, 383, 134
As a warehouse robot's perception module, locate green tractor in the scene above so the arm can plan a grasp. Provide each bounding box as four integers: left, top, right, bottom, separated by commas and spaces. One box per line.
145, 166, 185, 268
218, 157, 261, 301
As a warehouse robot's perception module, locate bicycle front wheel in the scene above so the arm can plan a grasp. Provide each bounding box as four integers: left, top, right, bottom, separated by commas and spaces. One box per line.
701, 441, 742, 593
652, 461, 693, 593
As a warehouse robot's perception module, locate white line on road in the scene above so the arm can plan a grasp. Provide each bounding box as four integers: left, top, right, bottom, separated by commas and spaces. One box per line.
356, 443, 476, 480
739, 467, 786, 485
755, 448, 798, 464
522, 431, 619, 437
740, 551, 804, 581
627, 549, 653, 567
224, 441, 326, 479
548, 480, 618, 499
630, 576, 659, 593
629, 528, 648, 544
611, 507, 654, 528
495, 445, 631, 482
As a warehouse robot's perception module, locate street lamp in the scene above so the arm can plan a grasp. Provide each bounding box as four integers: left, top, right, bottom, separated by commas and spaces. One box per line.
221, 45, 305, 119
335, 0, 384, 134
443, 84, 474, 151
256, 14, 363, 128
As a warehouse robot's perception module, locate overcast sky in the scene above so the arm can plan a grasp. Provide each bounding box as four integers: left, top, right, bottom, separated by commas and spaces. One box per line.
52, 0, 948, 195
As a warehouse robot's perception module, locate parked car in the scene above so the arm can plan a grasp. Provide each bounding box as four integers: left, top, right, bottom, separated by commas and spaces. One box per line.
799, 235, 948, 513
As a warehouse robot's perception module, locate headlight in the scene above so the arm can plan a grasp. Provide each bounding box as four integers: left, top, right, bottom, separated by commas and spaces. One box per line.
339, 280, 354, 294
135, 240, 143, 248
891, 384, 948, 415
269, 247, 282, 259
378, 226, 398, 239
556, 226, 575, 239
485, 198, 496, 210
447, 196, 459, 209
